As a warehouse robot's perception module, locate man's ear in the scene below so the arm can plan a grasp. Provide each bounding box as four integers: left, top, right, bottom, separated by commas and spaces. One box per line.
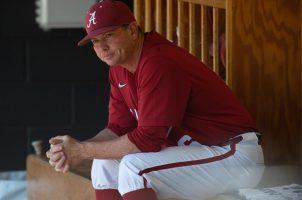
128, 22, 140, 39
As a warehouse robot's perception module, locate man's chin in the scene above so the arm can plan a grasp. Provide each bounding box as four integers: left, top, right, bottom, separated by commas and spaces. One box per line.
100, 59, 114, 66
106, 61, 117, 66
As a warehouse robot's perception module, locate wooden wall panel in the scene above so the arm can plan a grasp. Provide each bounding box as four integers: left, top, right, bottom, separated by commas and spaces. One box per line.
230, 0, 301, 164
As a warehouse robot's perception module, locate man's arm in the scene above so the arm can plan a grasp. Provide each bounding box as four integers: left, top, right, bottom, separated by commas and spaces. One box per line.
47, 128, 140, 172
49, 130, 140, 165
47, 128, 118, 161
80, 134, 140, 160
85, 128, 119, 142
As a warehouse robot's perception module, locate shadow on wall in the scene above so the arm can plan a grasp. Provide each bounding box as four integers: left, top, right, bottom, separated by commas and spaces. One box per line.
0, 0, 124, 171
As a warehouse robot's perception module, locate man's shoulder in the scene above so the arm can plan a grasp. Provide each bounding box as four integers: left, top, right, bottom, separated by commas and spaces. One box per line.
143, 31, 177, 54
140, 42, 178, 68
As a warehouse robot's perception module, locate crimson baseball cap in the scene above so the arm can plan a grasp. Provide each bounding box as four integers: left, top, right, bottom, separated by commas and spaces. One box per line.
78, 0, 136, 46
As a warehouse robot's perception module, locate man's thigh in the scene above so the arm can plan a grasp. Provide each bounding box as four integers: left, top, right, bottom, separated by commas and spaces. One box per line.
120, 144, 264, 200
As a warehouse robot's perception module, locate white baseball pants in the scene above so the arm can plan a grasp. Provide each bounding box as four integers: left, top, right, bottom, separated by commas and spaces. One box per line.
91, 132, 265, 200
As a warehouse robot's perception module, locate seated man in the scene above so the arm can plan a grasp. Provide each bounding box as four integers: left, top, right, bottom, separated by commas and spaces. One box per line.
46, 1, 265, 200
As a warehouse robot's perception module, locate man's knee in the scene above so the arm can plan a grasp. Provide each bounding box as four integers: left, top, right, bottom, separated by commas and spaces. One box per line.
91, 159, 119, 189
91, 159, 118, 176
118, 154, 146, 195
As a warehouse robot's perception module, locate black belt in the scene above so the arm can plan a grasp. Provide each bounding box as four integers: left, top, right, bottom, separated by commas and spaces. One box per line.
256, 134, 262, 145
219, 133, 262, 146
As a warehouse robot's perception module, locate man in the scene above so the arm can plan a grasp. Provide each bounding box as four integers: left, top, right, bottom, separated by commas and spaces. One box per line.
46, 1, 265, 200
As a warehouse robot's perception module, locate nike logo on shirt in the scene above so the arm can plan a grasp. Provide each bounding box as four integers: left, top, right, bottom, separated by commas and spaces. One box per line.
118, 83, 127, 88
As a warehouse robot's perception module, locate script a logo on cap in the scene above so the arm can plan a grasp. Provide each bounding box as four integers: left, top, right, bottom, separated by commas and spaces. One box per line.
87, 11, 97, 28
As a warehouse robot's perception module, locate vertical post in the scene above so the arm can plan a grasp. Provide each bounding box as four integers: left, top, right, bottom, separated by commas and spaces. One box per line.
213, 7, 220, 74
156, 0, 163, 34
133, 0, 142, 28
226, 0, 233, 87
166, 0, 173, 41
201, 5, 208, 64
178, 0, 184, 47
145, 0, 152, 32
189, 3, 196, 56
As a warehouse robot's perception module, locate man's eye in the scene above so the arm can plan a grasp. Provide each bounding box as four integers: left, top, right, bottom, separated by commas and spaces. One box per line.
91, 39, 97, 44
105, 33, 113, 38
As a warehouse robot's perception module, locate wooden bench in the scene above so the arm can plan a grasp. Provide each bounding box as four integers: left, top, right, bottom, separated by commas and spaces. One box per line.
27, 155, 95, 200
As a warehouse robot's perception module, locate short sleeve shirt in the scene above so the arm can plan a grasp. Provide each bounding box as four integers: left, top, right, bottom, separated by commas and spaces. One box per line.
107, 31, 257, 151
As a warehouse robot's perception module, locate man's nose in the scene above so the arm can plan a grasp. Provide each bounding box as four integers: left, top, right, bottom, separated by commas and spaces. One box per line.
94, 40, 109, 51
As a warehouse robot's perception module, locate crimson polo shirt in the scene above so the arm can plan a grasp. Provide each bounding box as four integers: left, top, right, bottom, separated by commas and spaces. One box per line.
107, 31, 257, 152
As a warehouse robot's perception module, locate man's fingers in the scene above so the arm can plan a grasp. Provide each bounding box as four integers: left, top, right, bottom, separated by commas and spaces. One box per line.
49, 159, 56, 167
62, 163, 70, 173
49, 135, 67, 144
48, 153, 66, 171
49, 138, 64, 145
46, 150, 51, 158
55, 156, 66, 172
49, 145, 63, 153
50, 152, 64, 163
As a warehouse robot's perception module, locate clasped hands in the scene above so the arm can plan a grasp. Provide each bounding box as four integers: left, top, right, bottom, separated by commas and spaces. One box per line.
46, 135, 84, 173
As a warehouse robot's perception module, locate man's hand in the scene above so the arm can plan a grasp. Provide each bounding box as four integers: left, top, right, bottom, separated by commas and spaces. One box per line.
49, 135, 84, 169
46, 137, 69, 173
46, 128, 141, 172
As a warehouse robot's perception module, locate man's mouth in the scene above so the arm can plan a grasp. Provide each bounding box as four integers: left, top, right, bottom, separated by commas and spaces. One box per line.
103, 53, 113, 60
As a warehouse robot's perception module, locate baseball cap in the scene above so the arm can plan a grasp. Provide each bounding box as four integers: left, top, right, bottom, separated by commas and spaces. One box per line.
78, 0, 136, 46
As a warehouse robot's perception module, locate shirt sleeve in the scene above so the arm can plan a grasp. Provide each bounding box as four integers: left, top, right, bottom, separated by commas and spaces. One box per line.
137, 56, 191, 127
127, 126, 171, 152
107, 70, 137, 136
126, 56, 191, 151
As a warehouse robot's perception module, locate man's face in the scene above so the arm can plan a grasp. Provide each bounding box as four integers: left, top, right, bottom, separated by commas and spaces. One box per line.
91, 26, 135, 66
